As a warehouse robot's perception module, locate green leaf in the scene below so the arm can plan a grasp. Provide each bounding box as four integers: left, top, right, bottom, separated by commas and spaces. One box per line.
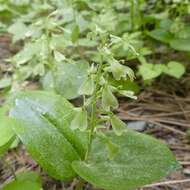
177, 26, 190, 39
54, 51, 66, 62
109, 60, 134, 81
96, 132, 119, 160
102, 85, 118, 111
170, 38, 190, 51
70, 108, 88, 131
8, 21, 28, 42
139, 63, 166, 80
125, 66, 135, 81
41, 71, 55, 92
164, 61, 185, 79
72, 131, 179, 190
147, 29, 173, 44
2, 172, 42, 190
118, 90, 137, 99
78, 38, 97, 47
0, 78, 11, 89
11, 42, 40, 65
16, 91, 88, 155
108, 76, 140, 94
33, 64, 45, 76
159, 19, 173, 31
43, 61, 89, 100
0, 136, 15, 157
0, 115, 14, 147
71, 24, 80, 43
0, 106, 15, 156
50, 34, 70, 50
10, 91, 87, 180
110, 115, 126, 136
78, 76, 94, 95
39, 35, 49, 61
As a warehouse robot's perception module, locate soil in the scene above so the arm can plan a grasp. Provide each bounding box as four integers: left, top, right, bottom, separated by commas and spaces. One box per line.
0, 35, 14, 74
0, 35, 190, 190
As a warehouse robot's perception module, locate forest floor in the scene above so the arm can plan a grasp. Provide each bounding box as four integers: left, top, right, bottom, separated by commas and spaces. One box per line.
0, 35, 190, 190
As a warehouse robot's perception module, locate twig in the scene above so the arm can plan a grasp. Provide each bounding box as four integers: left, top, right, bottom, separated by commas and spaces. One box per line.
154, 119, 190, 128
0, 159, 17, 180
180, 161, 190, 166
144, 179, 190, 187
118, 114, 186, 136
150, 121, 186, 136
144, 111, 190, 118
169, 145, 190, 151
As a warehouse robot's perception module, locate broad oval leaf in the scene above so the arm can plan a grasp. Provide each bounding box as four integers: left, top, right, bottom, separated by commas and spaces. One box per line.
0, 136, 15, 157
164, 61, 185, 79
0, 106, 15, 156
139, 63, 166, 80
42, 61, 89, 100
11, 42, 40, 65
72, 130, 179, 190
8, 21, 28, 42
0, 107, 15, 146
10, 91, 87, 180
0, 78, 11, 89
147, 29, 173, 44
2, 172, 42, 190
9, 91, 87, 157
170, 38, 190, 51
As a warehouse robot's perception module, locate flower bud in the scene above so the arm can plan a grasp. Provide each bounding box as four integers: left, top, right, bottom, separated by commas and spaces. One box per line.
70, 108, 88, 131
110, 115, 126, 136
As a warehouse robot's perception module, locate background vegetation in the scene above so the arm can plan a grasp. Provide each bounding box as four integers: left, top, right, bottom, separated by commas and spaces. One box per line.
0, 0, 190, 190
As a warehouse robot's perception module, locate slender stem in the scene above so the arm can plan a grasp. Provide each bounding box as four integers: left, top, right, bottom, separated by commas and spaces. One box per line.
85, 56, 103, 160
138, 1, 144, 31
45, 28, 54, 69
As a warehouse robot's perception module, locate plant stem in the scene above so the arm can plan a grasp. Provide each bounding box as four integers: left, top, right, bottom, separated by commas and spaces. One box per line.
85, 56, 103, 160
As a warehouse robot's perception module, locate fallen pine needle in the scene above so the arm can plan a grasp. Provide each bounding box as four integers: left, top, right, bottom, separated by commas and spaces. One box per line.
144, 178, 190, 187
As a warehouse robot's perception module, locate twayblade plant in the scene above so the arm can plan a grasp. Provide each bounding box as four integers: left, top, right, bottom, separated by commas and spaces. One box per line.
0, 27, 179, 190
